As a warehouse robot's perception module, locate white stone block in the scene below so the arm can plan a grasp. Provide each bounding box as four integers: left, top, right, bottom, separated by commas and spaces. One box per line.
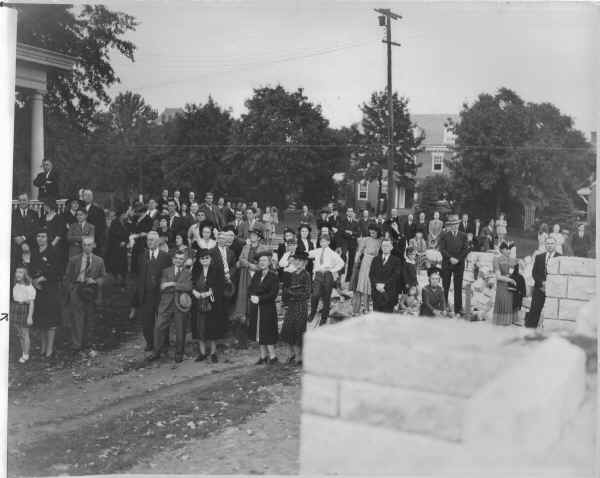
463, 337, 586, 460
339, 379, 465, 441
558, 298, 588, 321
558, 257, 596, 277
301, 374, 339, 417
547, 258, 560, 275
545, 275, 567, 298
574, 297, 598, 338
567, 276, 596, 301
304, 315, 527, 397
300, 413, 468, 475
543, 297, 559, 319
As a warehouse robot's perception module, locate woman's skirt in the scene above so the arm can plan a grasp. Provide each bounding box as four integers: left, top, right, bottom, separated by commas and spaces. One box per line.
232, 268, 251, 319
34, 283, 61, 329
492, 281, 517, 326
192, 311, 207, 341
280, 300, 308, 346
10, 302, 30, 328
355, 254, 376, 295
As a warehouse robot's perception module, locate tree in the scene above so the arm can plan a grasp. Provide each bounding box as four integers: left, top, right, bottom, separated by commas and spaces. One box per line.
540, 183, 575, 229
223, 86, 344, 209
447, 88, 594, 220
161, 97, 236, 196
348, 91, 423, 212
13, 4, 137, 127
416, 175, 454, 217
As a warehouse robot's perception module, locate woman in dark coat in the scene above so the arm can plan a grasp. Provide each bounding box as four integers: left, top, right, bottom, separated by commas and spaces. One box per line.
296, 224, 315, 275
191, 248, 226, 363
30, 227, 62, 358
40, 198, 67, 275
105, 208, 130, 287
62, 199, 80, 228
247, 251, 279, 364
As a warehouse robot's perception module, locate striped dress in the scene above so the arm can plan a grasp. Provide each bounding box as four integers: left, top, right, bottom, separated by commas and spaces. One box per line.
492, 255, 518, 326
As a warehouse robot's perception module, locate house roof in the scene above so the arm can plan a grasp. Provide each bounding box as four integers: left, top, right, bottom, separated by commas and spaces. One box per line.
411, 114, 459, 146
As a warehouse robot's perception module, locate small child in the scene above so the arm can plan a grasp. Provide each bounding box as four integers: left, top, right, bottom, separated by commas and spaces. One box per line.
398, 285, 420, 316
420, 266, 447, 317
409, 231, 428, 271
402, 247, 418, 293
11, 267, 36, 363
470, 266, 495, 321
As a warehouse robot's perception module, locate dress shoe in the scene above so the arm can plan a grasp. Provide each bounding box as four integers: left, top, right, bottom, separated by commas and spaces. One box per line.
174, 355, 183, 363
195, 353, 206, 362
255, 357, 267, 365
211, 354, 218, 363
147, 353, 161, 362
268, 357, 279, 365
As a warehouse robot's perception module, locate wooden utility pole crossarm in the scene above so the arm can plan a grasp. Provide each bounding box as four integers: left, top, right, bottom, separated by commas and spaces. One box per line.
374, 8, 401, 216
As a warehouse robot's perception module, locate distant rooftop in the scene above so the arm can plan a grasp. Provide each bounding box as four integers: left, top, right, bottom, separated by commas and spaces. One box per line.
411, 114, 459, 146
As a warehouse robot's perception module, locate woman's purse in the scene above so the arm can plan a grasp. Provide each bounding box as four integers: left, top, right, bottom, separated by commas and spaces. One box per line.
223, 278, 236, 298
197, 296, 212, 313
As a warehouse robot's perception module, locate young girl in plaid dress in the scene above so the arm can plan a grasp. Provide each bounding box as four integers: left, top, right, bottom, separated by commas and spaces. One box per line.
11, 267, 36, 363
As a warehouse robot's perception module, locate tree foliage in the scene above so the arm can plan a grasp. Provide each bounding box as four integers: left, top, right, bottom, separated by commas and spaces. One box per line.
416, 175, 454, 217
447, 88, 594, 219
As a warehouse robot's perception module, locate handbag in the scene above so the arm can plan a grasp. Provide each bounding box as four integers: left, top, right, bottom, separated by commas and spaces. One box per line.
223, 279, 236, 298
197, 296, 212, 313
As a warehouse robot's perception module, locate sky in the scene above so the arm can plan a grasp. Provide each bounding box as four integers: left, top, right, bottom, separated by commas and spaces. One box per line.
106, 1, 599, 136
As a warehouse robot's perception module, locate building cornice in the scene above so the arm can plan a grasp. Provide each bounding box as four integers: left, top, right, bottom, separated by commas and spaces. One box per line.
16, 43, 76, 71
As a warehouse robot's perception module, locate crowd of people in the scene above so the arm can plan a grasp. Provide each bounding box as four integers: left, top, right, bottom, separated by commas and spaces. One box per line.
10, 174, 595, 366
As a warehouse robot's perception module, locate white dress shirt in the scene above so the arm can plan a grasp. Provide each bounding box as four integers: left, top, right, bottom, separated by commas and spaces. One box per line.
309, 247, 345, 274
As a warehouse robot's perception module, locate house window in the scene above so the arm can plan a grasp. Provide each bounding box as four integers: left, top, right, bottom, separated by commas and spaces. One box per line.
432, 152, 444, 172
357, 181, 368, 201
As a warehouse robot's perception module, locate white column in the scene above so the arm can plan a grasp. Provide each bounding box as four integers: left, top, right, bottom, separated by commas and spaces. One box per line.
0, 5, 18, 474
30, 90, 44, 199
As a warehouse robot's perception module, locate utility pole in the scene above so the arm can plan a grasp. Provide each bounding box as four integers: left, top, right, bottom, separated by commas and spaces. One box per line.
375, 8, 401, 216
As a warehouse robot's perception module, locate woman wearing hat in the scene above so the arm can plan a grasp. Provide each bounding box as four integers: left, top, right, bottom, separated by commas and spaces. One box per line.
296, 224, 315, 275
191, 248, 226, 362
232, 227, 269, 345
248, 250, 280, 364
30, 227, 62, 358
351, 224, 381, 316
280, 250, 311, 365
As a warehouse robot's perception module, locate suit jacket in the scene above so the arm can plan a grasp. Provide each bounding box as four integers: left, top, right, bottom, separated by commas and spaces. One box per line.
167, 215, 187, 239
64, 253, 107, 286
438, 230, 469, 266
298, 212, 314, 225
571, 232, 592, 257
403, 219, 417, 241
67, 222, 96, 258
199, 203, 222, 229
238, 219, 261, 240
12, 207, 40, 244
458, 219, 474, 235
415, 220, 429, 238
33, 169, 60, 200
358, 218, 374, 237
84, 204, 106, 250
172, 197, 183, 213
369, 254, 403, 307
532, 251, 561, 289
134, 249, 172, 306
158, 264, 193, 314
338, 218, 360, 250
213, 246, 237, 278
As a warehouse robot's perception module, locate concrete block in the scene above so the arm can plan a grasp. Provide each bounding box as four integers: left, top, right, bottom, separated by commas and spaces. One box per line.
339, 379, 465, 442
558, 257, 596, 277
304, 315, 527, 397
463, 337, 586, 460
301, 374, 339, 417
545, 275, 567, 298
566, 276, 596, 301
543, 297, 559, 319
574, 297, 598, 338
300, 413, 468, 475
558, 298, 588, 321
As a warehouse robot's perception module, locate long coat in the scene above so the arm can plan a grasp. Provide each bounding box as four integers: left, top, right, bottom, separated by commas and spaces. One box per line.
369, 254, 403, 311
247, 270, 279, 345
105, 218, 130, 275
33, 168, 60, 200
192, 264, 226, 340
133, 250, 172, 308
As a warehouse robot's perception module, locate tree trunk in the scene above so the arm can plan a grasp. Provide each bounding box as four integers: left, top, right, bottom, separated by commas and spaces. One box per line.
376, 177, 383, 215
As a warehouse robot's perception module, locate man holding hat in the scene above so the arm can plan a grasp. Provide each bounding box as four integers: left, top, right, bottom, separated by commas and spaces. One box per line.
438, 214, 469, 315
149, 250, 193, 363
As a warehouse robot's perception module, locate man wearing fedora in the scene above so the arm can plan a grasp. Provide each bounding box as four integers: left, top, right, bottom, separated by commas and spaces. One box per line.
438, 214, 469, 316
149, 250, 193, 363
63, 236, 107, 352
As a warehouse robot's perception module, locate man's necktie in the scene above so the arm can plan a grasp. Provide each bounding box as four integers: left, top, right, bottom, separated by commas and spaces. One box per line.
84, 254, 91, 278
175, 266, 180, 279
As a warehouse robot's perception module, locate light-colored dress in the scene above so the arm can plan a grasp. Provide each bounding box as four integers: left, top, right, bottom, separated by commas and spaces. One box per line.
492, 255, 518, 326
549, 232, 564, 254
355, 237, 381, 295
496, 218, 507, 237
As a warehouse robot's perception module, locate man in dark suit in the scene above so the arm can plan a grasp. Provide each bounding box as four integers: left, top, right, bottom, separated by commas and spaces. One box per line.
82, 189, 106, 256
438, 214, 469, 315
12, 193, 40, 249
415, 211, 429, 238
458, 213, 474, 235
199, 192, 222, 230
338, 207, 360, 284
358, 209, 373, 237
369, 238, 403, 312
166, 199, 186, 240
222, 225, 245, 262
298, 204, 314, 227
230, 209, 244, 236
148, 250, 193, 362
133, 231, 172, 351
571, 222, 592, 258
172, 189, 183, 213
404, 213, 417, 241
63, 236, 107, 351
525, 236, 560, 328
33, 159, 60, 201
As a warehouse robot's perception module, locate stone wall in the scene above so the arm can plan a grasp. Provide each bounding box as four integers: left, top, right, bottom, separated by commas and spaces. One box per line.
300, 314, 588, 475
